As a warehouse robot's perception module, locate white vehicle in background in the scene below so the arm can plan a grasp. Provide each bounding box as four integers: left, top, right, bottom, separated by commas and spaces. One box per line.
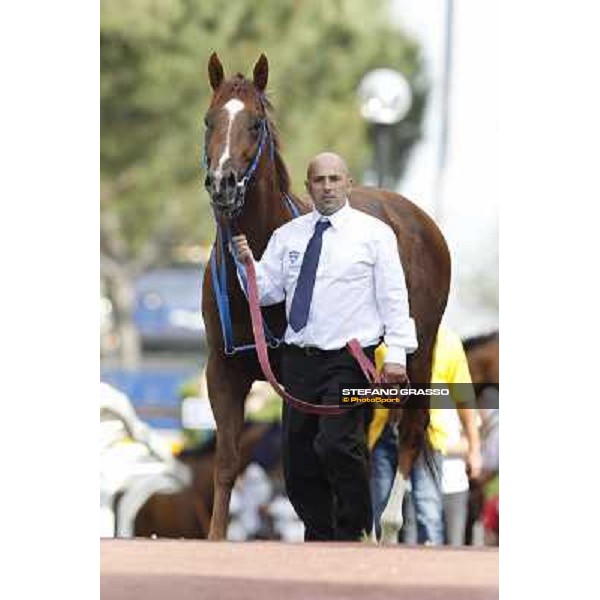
100, 383, 190, 537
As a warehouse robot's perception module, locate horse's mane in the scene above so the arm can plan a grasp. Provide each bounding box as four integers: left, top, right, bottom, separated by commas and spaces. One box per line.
214, 74, 291, 194
462, 330, 499, 351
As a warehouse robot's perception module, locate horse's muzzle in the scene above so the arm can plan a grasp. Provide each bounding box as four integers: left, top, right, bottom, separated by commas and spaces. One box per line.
205, 168, 246, 218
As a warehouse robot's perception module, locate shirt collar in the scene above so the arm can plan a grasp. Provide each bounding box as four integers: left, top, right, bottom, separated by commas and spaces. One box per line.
310, 199, 351, 230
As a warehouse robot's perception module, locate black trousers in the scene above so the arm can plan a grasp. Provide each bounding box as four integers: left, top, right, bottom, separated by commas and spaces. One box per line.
281, 344, 375, 541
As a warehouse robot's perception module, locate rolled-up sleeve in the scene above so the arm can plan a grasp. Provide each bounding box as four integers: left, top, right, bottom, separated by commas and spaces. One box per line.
373, 225, 418, 366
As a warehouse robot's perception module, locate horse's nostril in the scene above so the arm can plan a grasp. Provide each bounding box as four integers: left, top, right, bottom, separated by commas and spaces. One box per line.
204, 174, 212, 190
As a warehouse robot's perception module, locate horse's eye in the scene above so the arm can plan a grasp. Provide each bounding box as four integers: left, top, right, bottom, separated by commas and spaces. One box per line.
250, 119, 262, 134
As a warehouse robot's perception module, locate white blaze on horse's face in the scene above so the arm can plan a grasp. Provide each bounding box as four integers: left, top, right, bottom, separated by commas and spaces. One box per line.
213, 98, 246, 188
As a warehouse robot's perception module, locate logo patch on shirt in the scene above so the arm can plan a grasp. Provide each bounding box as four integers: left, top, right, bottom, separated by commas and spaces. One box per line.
288, 250, 301, 265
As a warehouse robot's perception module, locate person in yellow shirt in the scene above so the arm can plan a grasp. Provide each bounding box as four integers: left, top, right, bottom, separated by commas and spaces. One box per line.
369, 326, 481, 544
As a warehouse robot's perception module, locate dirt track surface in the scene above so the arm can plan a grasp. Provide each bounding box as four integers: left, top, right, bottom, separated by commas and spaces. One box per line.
101, 539, 498, 600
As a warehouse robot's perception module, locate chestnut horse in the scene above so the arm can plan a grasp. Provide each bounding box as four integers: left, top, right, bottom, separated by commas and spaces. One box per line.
201, 53, 451, 540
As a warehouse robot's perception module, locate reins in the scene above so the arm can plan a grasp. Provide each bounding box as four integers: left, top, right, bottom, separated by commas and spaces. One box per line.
209, 219, 283, 355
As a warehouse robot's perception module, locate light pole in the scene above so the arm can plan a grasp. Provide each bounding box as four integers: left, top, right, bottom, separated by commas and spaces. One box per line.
357, 68, 412, 188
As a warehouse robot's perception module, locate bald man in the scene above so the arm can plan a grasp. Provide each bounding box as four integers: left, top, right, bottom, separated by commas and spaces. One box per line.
233, 152, 417, 541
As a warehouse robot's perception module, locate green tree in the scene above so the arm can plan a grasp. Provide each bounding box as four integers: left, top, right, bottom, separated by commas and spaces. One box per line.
101, 0, 426, 364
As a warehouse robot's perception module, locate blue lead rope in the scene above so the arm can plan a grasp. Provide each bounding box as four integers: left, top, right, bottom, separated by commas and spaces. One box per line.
209, 193, 300, 355
209, 226, 237, 355
224, 224, 281, 350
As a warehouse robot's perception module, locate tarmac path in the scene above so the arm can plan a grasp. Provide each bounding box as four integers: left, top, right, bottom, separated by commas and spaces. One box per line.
101, 539, 498, 600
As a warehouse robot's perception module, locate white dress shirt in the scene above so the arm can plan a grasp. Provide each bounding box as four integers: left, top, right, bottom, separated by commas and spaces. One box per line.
247, 200, 418, 365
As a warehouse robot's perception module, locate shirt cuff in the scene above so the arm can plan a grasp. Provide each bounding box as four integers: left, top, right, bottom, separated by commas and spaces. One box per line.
384, 346, 406, 367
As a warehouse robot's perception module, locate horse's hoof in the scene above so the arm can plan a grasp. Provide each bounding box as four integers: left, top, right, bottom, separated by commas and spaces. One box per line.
380, 519, 402, 545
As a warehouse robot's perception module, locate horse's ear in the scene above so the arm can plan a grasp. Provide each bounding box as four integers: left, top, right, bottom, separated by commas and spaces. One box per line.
253, 54, 269, 93
208, 52, 225, 91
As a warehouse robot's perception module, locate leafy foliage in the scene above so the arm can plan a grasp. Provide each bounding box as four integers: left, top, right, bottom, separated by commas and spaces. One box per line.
101, 0, 426, 257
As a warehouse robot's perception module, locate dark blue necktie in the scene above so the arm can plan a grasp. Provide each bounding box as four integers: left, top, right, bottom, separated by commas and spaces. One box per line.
288, 219, 331, 332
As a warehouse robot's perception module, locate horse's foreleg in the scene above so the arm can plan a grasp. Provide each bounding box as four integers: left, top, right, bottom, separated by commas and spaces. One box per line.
206, 357, 251, 541
208, 401, 246, 540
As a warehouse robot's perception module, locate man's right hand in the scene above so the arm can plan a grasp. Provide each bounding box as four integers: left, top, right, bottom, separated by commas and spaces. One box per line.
382, 363, 408, 385
232, 235, 253, 262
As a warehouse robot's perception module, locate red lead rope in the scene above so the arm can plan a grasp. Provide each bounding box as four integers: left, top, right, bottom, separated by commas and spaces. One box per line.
243, 256, 386, 416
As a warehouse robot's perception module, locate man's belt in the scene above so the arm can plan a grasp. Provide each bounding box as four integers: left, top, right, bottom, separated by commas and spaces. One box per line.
284, 344, 349, 357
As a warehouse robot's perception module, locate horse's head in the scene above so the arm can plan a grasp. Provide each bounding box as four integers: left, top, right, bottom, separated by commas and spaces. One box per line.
203, 52, 273, 219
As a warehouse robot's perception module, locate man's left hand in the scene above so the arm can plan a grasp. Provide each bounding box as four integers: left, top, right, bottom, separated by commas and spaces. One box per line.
382, 363, 407, 384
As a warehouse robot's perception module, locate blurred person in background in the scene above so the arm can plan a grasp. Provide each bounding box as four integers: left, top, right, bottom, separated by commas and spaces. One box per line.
462, 333, 499, 545
478, 386, 499, 545
369, 326, 481, 544
440, 408, 473, 545
478, 387, 499, 475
